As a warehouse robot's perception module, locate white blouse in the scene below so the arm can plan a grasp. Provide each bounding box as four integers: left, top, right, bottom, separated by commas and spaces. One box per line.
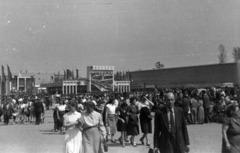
58, 104, 66, 111
106, 104, 117, 115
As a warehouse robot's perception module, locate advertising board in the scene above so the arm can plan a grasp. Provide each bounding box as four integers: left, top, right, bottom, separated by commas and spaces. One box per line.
87, 66, 114, 92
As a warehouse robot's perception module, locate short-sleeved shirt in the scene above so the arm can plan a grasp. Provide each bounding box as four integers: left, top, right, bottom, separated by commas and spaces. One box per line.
106, 104, 117, 115
63, 111, 81, 130
58, 104, 66, 111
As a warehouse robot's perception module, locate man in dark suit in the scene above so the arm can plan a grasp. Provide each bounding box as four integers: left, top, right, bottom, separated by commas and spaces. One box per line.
202, 91, 212, 123
182, 91, 192, 125
34, 98, 44, 125
2, 99, 13, 125
154, 92, 190, 153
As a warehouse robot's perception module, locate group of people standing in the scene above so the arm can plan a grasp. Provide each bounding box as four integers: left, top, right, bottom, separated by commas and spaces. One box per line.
0, 96, 46, 125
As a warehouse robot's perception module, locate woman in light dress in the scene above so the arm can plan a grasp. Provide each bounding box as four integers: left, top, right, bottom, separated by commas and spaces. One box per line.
105, 98, 118, 142
63, 101, 82, 153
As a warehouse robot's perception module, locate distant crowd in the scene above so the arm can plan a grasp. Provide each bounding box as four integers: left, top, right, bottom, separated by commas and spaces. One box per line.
0, 86, 239, 151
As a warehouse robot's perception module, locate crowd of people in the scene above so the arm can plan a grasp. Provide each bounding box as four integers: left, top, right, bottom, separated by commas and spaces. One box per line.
0, 86, 240, 153
0, 95, 47, 125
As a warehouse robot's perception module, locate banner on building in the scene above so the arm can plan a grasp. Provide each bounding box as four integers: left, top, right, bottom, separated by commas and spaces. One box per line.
87, 66, 114, 92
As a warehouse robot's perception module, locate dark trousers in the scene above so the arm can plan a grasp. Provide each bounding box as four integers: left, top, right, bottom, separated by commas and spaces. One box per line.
170, 135, 181, 153
204, 108, 212, 123
184, 112, 192, 124
53, 111, 59, 130
35, 112, 42, 124
4, 115, 10, 125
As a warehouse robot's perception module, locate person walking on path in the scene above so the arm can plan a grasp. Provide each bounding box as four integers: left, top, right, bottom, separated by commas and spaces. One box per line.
126, 97, 140, 147
52, 98, 60, 131
191, 95, 198, 124
222, 104, 240, 153
154, 92, 190, 153
116, 102, 128, 147
78, 101, 106, 153
139, 95, 154, 146
182, 91, 192, 125
3, 99, 13, 125
34, 98, 44, 125
197, 97, 205, 124
105, 98, 118, 142
63, 101, 82, 153
57, 99, 67, 134
203, 91, 212, 123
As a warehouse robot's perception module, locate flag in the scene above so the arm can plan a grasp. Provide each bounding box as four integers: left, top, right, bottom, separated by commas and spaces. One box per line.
66, 69, 69, 79
129, 71, 133, 82
7, 65, 12, 81
58, 71, 60, 82
72, 69, 75, 80
76, 69, 79, 79
64, 70, 66, 80
115, 72, 119, 81
119, 71, 122, 81
67, 69, 72, 80
2, 65, 6, 82
122, 70, 125, 81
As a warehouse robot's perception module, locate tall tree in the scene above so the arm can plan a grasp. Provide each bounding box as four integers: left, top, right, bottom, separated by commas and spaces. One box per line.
218, 44, 227, 64
233, 47, 240, 62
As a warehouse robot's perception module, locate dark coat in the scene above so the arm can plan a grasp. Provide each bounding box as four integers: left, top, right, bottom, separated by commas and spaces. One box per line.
182, 97, 191, 113
34, 101, 44, 113
203, 94, 210, 108
154, 107, 190, 153
3, 104, 13, 116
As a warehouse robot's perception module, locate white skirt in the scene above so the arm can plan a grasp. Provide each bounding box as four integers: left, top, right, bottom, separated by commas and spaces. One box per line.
64, 127, 82, 153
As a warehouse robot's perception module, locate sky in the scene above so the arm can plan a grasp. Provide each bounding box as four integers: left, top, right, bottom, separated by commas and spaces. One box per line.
0, 0, 240, 76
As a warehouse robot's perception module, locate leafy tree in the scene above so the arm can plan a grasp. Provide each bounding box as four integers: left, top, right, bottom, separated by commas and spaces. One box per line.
218, 44, 227, 64
233, 47, 240, 62
155, 61, 164, 69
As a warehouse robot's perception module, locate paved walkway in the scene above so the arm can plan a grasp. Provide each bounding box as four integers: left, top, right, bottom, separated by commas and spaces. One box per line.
0, 110, 222, 153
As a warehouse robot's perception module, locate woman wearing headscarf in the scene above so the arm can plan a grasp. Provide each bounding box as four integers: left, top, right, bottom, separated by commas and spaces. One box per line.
222, 104, 240, 153
139, 95, 154, 146
116, 102, 128, 147
126, 97, 140, 147
78, 101, 106, 153
63, 101, 82, 153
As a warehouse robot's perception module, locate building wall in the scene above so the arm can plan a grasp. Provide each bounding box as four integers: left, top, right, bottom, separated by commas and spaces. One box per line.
130, 63, 240, 89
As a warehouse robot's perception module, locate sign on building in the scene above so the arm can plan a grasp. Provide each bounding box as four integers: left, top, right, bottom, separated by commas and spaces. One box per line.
87, 66, 114, 92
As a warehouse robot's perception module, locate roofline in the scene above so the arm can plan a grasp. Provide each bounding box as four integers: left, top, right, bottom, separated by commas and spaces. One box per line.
130, 62, 238, 73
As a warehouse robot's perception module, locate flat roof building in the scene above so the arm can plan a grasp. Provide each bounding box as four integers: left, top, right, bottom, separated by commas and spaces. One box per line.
130, 63, 240, 90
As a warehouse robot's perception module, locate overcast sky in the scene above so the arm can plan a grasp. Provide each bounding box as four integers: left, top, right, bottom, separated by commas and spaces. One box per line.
0, 0, 240, 76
